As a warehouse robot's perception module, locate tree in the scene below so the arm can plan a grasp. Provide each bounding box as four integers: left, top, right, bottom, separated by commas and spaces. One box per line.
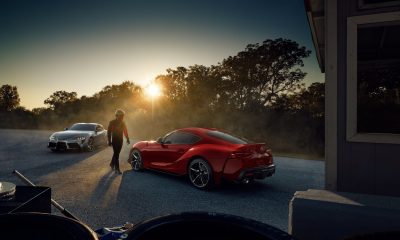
44, 91, 78, 110
95, 81, 142, 105
32, 107, 48, 115
156, 67, 190, 102
300, 82, 325, 118
219, 38, 311, 109
93, 81, 143, 111
157, 65, 219, 106
272, 82, 325, 116
0, 84, 20, 111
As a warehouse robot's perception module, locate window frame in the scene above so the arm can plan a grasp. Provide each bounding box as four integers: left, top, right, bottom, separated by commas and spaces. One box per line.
346, 11, 400, 144
358, 0, 400, 10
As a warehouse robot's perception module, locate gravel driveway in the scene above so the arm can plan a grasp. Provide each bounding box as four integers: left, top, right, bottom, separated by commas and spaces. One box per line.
0, 129, 324, 231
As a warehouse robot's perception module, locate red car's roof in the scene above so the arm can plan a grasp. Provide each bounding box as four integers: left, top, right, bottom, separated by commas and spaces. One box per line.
175, 127, 252, 146
176, 127, 216, 136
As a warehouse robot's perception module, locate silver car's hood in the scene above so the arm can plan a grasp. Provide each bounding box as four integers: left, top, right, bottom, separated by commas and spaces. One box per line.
51, 130, 92, 140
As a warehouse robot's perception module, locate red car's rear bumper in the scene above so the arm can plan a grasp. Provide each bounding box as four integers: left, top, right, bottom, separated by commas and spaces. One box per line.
237, 164, 275, 181
221, 152, 275, 182
221, 156, 275, 182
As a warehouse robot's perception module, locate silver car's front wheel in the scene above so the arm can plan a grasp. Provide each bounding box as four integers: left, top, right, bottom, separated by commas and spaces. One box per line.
189, 159, 213, 189
131, 149, 143, 171
85, 137, 94, 152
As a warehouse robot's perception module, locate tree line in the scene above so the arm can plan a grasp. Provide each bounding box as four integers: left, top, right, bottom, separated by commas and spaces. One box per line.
0, 38, 324, 157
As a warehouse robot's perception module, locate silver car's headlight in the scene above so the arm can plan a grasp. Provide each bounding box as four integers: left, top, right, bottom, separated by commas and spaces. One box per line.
49, 136, 56, 141
76, 136, 86, 141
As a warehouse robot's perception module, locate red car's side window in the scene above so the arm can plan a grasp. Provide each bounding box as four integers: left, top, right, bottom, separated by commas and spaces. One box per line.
163, 131, 200, 145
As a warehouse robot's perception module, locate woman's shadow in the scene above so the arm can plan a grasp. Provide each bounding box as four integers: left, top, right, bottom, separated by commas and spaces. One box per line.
89, 169, 119, 205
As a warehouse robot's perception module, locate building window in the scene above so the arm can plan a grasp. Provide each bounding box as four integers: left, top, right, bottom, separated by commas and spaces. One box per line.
347, 12, 400, 144
359, 0, 400, 9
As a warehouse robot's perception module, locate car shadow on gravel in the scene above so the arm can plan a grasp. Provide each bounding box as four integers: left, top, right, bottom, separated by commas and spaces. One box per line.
120, 169, 190, 189
48, 144, 108, 154
120, 168, 277, 194
16, 149, 105, 177
113, 168, 289, 232
217, 179, 278, 192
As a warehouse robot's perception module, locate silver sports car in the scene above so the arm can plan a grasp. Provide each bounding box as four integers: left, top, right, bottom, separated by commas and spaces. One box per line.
48, 123, 108, 152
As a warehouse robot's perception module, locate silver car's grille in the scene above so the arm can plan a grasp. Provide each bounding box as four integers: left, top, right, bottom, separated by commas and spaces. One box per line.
56, 135, 79, 140
67, 143, 81, 149
55, 136, 67, 140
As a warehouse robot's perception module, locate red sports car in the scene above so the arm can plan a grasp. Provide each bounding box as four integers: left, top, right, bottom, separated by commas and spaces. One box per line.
128, 128, 275, 189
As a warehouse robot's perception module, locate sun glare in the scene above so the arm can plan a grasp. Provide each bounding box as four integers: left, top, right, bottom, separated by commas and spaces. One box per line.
145, 83, 162, 99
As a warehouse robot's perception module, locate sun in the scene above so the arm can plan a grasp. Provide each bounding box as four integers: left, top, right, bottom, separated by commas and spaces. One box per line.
145, 83, 162, 99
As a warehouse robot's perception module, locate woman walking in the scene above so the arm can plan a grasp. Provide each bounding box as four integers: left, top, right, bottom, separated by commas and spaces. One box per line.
107, 109, 130, 174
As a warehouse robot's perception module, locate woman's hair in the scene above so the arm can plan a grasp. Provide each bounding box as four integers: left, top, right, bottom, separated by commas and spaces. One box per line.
115, 109, 125, 116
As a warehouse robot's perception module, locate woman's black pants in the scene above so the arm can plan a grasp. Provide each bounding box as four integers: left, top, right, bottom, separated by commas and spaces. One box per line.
111, 139, 123, 171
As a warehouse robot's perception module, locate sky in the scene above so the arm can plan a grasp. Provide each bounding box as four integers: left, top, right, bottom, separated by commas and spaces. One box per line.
0, 0, 324, 109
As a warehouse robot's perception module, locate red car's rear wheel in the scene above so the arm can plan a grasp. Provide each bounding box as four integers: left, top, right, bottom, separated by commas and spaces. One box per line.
188, 158, 213, 189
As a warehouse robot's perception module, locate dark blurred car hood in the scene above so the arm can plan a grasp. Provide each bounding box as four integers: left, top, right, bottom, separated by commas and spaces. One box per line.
51, 131, 92, 140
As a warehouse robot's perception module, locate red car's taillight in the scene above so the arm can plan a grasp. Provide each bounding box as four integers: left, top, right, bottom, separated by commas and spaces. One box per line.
228, 152, 252, 159
266, 148, 272, 155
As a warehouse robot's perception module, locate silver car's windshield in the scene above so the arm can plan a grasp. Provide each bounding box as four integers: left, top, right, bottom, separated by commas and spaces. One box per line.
69, 124, 95, 131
